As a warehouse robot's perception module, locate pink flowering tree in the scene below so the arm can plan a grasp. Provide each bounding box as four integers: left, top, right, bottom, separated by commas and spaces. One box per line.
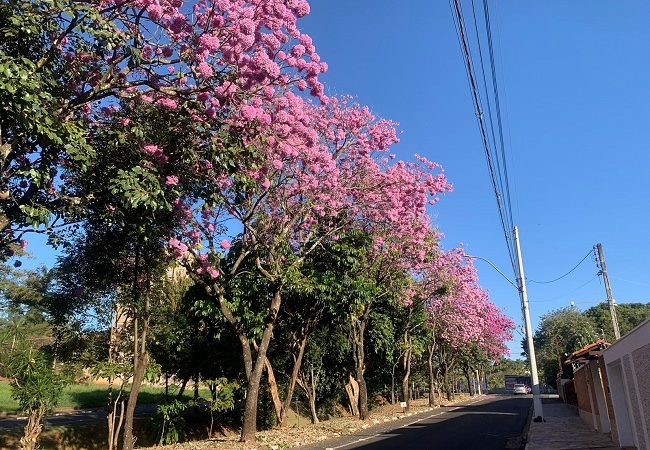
5, 0, 329, 447
336, 210, 449, 418
169, 94, 450, 437
0, 0, 325, 260
419, 248, 513, 403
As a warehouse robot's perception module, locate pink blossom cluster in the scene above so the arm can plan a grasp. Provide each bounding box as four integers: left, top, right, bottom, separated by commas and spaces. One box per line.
420, 248, 514, 361
141, 144, 169, 164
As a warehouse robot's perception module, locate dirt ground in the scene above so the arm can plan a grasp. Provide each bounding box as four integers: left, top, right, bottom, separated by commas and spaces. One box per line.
158, 395, 476, 450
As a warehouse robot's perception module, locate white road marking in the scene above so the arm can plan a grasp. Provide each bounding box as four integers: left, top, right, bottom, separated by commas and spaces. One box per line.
324, 396, 489, 449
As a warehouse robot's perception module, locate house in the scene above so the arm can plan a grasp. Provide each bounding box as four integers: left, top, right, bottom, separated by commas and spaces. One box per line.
564, 320, 650, 450
565, 339, 611, 434
602, 318, 650, 450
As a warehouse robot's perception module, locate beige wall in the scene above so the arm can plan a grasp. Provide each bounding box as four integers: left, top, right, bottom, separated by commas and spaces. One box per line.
603, 319, 650, 450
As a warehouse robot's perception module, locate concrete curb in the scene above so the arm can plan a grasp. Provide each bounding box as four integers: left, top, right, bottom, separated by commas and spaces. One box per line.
521, 403, 534, 450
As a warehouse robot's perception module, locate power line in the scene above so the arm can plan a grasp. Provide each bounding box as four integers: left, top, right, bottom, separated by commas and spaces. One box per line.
482, 0, 515, 239
449, 0, 517, 272
528, 276, 599, 303
527, 248, 595, 284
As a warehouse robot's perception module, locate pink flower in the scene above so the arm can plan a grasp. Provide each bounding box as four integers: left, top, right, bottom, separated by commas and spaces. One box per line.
141, 144, 169, 164
220, 240, 231, 249
165, 175, 179, 186
261, 178, 271, 189
241, 105, 259, 121
146, 3, 164, 21
199, 35, 220, 51
196, 61, 213, 78
168, 238, 188, 259
291, 44, 306, 57
156, 97, 178, 110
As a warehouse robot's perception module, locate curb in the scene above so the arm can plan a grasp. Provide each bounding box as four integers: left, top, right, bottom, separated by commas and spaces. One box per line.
521, 403, 534, 450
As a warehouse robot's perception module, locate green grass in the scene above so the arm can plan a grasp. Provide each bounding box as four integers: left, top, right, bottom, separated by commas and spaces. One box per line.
0, 382, 16, 413
0, 381, 212, 413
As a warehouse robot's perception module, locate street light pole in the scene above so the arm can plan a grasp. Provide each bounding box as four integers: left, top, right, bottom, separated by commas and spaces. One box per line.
513, 226, 544, 422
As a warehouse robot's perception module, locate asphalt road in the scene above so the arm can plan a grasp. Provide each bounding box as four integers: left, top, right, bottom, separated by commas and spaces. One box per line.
0, 404, 158, 431
299, 395, 532, 450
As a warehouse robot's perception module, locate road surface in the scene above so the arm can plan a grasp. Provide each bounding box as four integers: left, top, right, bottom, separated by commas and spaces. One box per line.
0, 404, 157, 431
298, 395, 532, 450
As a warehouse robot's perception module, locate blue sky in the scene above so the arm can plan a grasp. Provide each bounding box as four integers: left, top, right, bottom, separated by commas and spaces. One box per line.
299, 0, 650, 356
23, 1, 650, 357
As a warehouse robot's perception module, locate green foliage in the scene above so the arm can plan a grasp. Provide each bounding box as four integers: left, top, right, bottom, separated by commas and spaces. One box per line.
486, 358, 528, 390
0, 380, 213, 413
585, 302, 650, 342
150, 400, 187, 445
206, 378, 240, 414
2, 348, 67, 415
530, 306, 598, 386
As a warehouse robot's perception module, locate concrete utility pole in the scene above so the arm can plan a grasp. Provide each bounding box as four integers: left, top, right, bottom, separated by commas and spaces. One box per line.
595, 243, 621, 340
513, 226, 544, 421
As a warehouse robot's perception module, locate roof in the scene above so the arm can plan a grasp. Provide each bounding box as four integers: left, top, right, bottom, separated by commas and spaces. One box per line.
565, 339, 610, 365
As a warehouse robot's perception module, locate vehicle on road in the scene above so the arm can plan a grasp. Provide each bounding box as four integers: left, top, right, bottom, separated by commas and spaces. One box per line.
512, 383, 527, 395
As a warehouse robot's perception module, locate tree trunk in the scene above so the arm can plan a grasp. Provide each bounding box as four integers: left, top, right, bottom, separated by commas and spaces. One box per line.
357, 370, 369, 420
264, 357, 283, 425
277, 335, 308, 427
20, 405, 45, 450
176, 378, 188, 399
107, 383, 126, 450
122, 244, 151, 450
307, 365, 319, 424
349, 306, 370, 420
464, 369, 474, 397
122, 321, 148, 450
308, 393, 318, 424
401, 329, 412, 412
192, 374, 200, 413
427, 345, 436, 407
239, 289, 282, 443
297, 364, 320, 424
344, 373, 359, 416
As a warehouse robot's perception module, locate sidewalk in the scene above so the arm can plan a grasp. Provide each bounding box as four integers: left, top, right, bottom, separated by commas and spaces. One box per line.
525, 398, 619, 450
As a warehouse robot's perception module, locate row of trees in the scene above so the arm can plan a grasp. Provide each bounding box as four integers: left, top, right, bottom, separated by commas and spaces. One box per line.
529, 303, 650, 387
0, 0, 514, 448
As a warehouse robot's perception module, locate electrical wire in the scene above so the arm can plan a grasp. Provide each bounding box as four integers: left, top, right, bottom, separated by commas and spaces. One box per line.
449, 0, 517, 273
482, 0, 515, 241
527, 249, 595, 284
528, 276, 599, 303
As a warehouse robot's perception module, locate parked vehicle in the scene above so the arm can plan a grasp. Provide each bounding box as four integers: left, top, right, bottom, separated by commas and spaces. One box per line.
513, 383, 527, 395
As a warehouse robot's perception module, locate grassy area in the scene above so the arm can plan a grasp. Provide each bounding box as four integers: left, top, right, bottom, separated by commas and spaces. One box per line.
0, 381, 212, 413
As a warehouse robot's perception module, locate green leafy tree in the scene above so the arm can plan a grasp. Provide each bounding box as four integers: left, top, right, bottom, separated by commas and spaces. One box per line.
0, 329, 67, 450
529, 306, 597, 386
486, 358, 528, 390
297, 323, 350, 423
585, 302, 650, 341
